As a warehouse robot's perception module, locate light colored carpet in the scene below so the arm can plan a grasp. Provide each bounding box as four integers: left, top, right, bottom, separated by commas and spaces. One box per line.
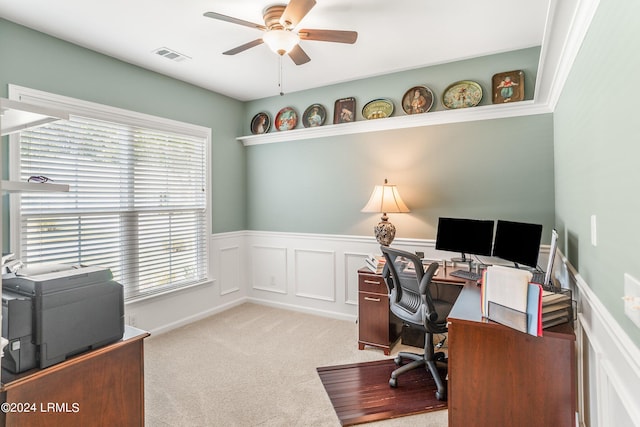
144, 303, 448, 427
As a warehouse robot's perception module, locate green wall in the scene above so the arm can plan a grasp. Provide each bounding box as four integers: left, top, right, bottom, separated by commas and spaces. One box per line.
245, 114, 555, 241
0, 18, 247, 234
554, 0, 640, 345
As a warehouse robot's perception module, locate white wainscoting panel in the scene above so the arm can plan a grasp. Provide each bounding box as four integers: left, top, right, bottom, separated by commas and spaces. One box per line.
294, 249, 336, 301
555, 255, 640, 427
237, 231, 552, 321
344, 252, 369, 305
138, 229, 640, 427
251, 245, 288, 294
219, 245, 241, 295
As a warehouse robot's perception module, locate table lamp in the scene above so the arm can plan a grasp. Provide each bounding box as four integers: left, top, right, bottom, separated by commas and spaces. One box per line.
361, 179, 410, 246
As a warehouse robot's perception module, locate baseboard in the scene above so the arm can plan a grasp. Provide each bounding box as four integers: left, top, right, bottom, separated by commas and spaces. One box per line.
247, 297, 358, 323
147, 297, 248, 336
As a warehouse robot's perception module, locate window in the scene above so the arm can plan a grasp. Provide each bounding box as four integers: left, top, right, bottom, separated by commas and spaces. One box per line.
10, 87, 210, 301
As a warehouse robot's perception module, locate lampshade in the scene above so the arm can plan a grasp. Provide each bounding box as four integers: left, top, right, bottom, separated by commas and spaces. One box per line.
361, 179, 409, 246
262, 29, 300, 55
361, 181, 410, 214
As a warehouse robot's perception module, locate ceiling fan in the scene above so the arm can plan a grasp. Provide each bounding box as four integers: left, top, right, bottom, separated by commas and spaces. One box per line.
203, 0, 358, 65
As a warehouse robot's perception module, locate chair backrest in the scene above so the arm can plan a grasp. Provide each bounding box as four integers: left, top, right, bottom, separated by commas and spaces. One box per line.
380, 246, 440, 326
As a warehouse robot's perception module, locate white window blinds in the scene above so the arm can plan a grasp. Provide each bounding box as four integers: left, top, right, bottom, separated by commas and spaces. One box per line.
17, 115, 209, 301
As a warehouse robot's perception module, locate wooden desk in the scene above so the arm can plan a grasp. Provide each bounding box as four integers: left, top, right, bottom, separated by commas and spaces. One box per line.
357, 267, 464, 354
447, 283, 576, 427
0, 326, 149, 427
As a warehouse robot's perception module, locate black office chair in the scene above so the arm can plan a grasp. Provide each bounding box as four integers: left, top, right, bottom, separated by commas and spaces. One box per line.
380, 246, 456, 401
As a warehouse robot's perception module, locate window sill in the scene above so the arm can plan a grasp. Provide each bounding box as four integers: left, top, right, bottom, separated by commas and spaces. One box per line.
124, 279, 215, 304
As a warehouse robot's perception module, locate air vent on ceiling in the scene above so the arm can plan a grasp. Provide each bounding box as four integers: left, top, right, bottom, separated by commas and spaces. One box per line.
153, 47, 190, 62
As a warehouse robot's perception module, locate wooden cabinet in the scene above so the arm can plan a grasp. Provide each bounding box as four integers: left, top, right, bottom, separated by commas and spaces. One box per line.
357, 269, 401, 355
447, 283, 576, 427
0, 326, 149, 427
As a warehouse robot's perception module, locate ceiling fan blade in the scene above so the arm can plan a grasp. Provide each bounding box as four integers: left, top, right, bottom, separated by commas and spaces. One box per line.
223, 39, 264, 56
203, 12, 266, 31
280, 0, 316, 29
288, 44, 311, 65
298, 29, 358, 44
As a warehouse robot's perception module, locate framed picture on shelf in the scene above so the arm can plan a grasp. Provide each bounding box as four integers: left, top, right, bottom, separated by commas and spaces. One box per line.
492, 70, 524, 104
333, 97, 356, 124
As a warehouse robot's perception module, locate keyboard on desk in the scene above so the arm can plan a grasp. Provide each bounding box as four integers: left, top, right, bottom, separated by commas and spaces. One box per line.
450, 269, 482, 282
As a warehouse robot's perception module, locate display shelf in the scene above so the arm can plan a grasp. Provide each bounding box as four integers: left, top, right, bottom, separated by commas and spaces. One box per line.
1, 97, 69, 136
238, 100, 550, 146
1, 180, 69, 193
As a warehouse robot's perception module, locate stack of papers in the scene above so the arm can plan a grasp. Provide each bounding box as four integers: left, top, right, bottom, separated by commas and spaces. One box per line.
541, 290, 572, 329
365, 254, 386, 274
481, 265, 572, 336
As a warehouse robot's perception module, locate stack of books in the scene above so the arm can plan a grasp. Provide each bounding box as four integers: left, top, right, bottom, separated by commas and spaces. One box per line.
541, 289, 573, 329
365, 254, 386, 274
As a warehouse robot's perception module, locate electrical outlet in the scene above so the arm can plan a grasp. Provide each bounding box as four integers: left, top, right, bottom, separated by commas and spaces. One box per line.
623, 273, 640, 328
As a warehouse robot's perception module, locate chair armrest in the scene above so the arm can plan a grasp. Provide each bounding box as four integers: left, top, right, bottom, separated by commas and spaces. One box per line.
420, 262, 439, 321
381, 263, 394, 293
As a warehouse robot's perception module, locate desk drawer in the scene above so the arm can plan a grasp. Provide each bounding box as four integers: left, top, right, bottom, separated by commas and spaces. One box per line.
358, 291, 390, 347
358, 273, 387, 294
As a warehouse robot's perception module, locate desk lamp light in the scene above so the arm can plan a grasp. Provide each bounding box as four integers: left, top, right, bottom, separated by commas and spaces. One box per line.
361, 179, 410, 246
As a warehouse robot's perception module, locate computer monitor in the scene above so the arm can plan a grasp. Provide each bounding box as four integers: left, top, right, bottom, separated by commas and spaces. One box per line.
435, 217, 495, 262
492, 220, 543, 268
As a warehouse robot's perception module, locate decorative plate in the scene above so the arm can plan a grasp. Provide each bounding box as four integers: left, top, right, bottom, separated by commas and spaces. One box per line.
250, 112, 271, 134
362, 98, 394, 120
442, 80, 483, 109
275, 107, 298, 131
402, 86, 434, 114
302, 104, 327, 128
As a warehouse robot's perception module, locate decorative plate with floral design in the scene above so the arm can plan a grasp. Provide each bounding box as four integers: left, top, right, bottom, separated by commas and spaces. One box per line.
275, 107, 298, 131
442, 80, 483, 109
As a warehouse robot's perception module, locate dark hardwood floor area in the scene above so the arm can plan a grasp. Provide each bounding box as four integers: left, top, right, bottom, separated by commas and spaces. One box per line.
317, 358, 447, 426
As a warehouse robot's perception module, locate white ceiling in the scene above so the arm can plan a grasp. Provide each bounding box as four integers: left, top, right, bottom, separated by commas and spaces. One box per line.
0, 0, 550, 101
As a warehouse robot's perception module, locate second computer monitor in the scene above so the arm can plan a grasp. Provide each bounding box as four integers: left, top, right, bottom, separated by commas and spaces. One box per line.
435, 217, 494, 261
492, 220, 543, 268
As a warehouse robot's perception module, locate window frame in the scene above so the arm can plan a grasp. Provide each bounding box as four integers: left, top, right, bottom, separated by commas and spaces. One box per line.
8, 84, 212, 302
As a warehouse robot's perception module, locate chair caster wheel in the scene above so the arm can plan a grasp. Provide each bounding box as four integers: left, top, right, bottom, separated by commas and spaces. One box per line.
389, 378, 398, 388
394, 356, 402, 365
435, 391, 446, 401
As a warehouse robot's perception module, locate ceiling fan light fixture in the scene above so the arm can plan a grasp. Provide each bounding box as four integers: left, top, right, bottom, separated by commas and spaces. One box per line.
262, 29, 300, 55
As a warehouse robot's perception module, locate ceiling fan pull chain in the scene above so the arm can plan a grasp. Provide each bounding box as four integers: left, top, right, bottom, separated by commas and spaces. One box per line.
279, 55, 285, 96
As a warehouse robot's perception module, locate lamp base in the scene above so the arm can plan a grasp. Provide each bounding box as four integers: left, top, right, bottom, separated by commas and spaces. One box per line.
374, 219, 396, 246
